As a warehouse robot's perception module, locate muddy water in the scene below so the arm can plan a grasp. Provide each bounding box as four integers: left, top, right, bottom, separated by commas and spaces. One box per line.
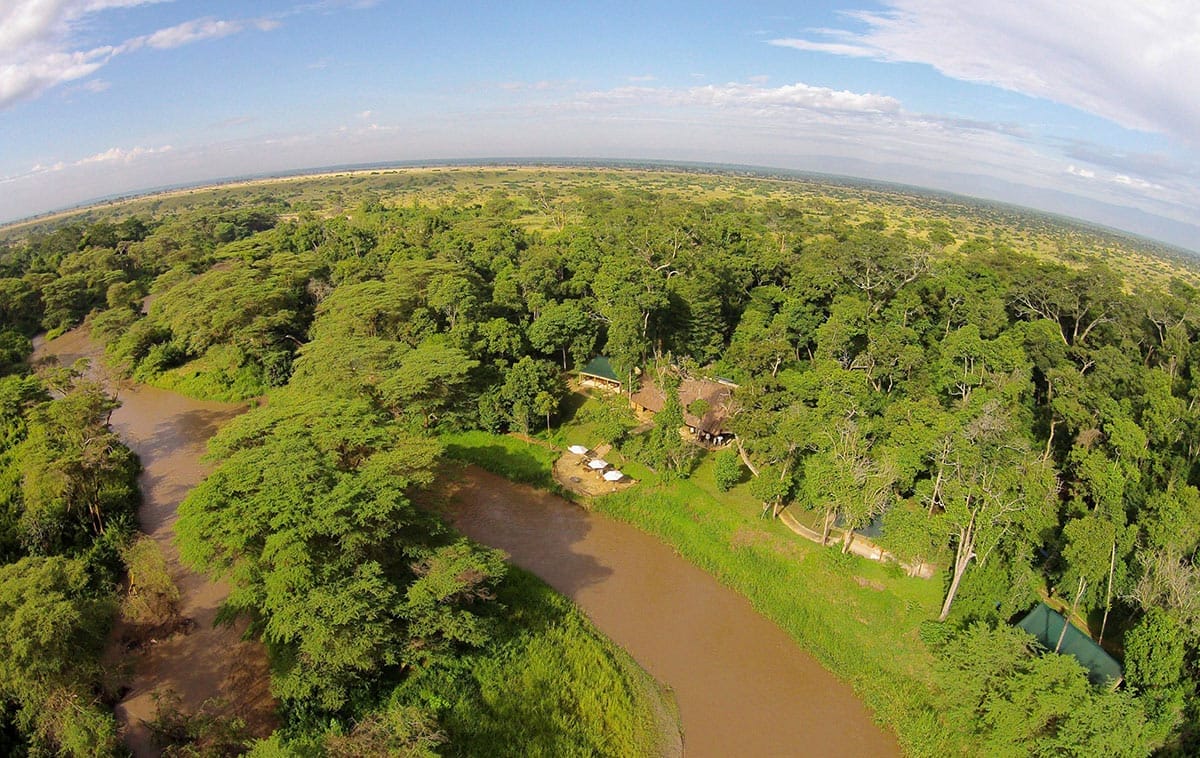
33, 330, 275, 755
449, 468, 901, 758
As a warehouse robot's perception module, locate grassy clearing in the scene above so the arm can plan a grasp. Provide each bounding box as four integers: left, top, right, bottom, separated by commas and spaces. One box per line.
406, 567, 677, 757
441, 430, 559, 489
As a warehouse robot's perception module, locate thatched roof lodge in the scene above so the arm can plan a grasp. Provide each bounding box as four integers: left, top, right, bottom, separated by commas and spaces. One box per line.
631, 375, 736, 444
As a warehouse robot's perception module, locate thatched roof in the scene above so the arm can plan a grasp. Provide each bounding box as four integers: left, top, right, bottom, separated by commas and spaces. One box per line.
631, 376, 734, 434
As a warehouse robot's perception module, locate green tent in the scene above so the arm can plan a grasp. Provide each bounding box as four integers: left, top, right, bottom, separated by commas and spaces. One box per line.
580, 356, 621, 386
1016, 603, 1123, 685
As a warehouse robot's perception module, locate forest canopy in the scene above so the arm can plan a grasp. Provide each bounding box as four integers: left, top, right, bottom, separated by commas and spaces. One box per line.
2, 167, 1199, 756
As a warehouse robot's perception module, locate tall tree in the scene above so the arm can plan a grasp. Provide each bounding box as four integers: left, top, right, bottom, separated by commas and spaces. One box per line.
937, 400, 1058, 621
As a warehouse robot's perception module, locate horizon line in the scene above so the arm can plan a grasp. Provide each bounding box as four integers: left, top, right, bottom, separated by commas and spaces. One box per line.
2, 157, 1197, 260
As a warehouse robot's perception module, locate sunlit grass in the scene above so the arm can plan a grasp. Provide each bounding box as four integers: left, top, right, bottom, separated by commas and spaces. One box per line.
441, 430, 559, 489
401, 568, 676, 757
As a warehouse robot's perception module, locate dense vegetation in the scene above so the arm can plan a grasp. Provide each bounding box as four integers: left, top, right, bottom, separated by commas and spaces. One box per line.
2, 167, 1199, 755
0, 358, 141, 751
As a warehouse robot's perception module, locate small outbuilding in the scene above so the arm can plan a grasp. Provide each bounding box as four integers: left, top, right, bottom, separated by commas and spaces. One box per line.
1016, 603, 1123, 686
579, 356, 623, 392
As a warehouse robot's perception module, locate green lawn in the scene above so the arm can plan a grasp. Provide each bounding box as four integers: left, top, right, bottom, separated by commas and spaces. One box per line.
441, 430, 559, 489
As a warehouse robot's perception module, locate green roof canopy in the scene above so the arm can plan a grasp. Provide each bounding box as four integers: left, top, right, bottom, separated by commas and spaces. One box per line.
1016, 603, 1123, 685
580, 356, 620, 383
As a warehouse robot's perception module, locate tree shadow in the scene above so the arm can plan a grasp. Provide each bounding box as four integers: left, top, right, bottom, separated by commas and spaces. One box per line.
557, 390, 590, 425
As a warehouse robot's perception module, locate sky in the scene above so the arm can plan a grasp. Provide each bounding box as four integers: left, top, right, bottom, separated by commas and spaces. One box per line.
1, 0, 1198, 251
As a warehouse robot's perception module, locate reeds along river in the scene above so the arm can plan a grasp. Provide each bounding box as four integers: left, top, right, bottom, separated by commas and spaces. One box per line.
448, 468, 901, 757
32, 330, 276, 757
34, 328, 898, 757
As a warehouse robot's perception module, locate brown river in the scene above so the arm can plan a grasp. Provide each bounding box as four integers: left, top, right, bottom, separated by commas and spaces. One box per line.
448, 474, 900, 757
35, 328, 899, 757
33, 330, 276, 755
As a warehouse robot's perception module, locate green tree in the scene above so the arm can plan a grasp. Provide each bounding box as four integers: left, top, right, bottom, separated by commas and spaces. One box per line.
498, 357, 563, 435
378, 339, 479, 429
17, 381, 139, 554
937, 623, 1154, 757
713, 449, 744, 492
579, 393, 636, 445
1124, 608, 1186, 692
177, 391, 444, 711
401, 540, 506, 669
527, 301, 597, 370
641, 377, 695, 477
750, 464, 792, 519
936, 401, 1058, 621
0, 556, 119, 756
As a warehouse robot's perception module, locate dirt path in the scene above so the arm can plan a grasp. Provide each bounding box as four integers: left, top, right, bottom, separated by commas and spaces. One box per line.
447, 466, 901, 757
33, 329, 276, 755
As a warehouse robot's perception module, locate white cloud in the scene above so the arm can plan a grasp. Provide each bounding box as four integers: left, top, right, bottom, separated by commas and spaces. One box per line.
1112, 173, 1162, 191
1067, 165, 1096, 179
578, 81, 901, 116
769, 39, 874, 58
0, 46, 115, 104
691, 81, 900, 113
127, 17, 280, 51
75, 144, 171, 165
0, 1, 278, 109
0, 1, 167, 54
769, 0, 1200, 142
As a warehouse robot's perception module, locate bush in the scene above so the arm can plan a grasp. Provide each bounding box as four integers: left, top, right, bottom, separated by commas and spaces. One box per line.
713, 450, 744, 492
121, 536, 179, 626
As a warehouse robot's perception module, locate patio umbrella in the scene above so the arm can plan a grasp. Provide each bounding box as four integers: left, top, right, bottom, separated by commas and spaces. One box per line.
588, 459, 609, 470
603, 470, 624, 482
568, 445, 589, 455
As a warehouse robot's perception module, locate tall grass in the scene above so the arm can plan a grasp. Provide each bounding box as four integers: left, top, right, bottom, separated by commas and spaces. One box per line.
397, 568, 677, 757
441, 431, 558, 489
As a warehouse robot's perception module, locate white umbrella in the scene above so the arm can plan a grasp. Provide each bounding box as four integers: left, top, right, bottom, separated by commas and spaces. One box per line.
588, 459, 609, 470
603, 470, 624, 482
568, 445, 589, 455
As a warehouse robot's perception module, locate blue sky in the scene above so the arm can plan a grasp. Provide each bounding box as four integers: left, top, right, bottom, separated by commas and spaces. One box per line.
2, 0, 1198, 250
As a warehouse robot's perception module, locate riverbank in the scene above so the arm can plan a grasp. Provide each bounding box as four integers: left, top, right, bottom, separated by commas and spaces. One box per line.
446, 464, 900, 756
36, 329, 680, 756
32, 329, 277, 755
445, 430, 965, 756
